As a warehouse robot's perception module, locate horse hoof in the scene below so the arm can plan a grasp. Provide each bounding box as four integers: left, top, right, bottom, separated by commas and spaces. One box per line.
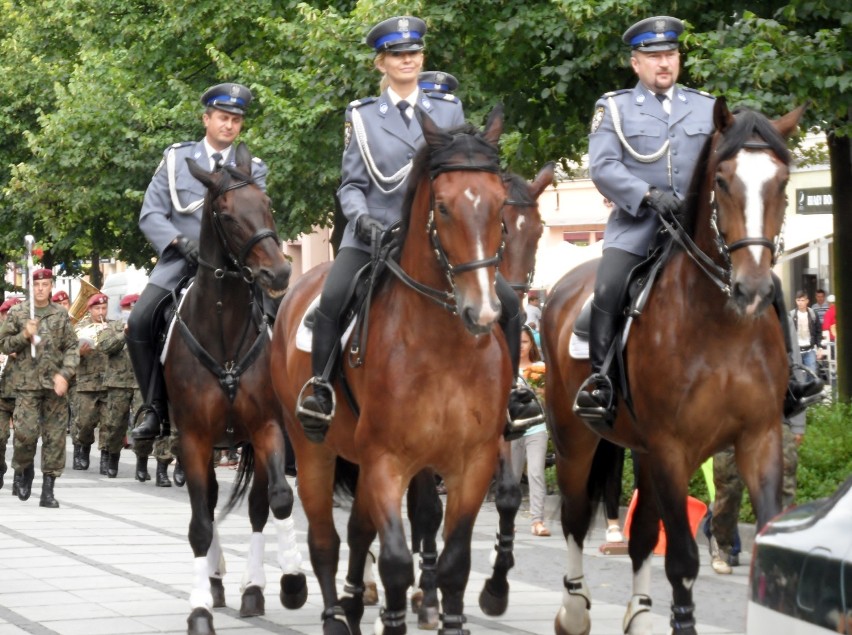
418, 603, 440, 630
554, 607, 591, 635
209, 577, 225, 608
239, 585, 265, 617
410, 589, 423, 613
187, 607, 215, 635
280, 572, 308, 609
479, 578, 509, 616
363, 580, 379, 606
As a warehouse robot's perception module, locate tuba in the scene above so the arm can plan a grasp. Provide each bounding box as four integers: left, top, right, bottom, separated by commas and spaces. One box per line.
68, 279, 101, 326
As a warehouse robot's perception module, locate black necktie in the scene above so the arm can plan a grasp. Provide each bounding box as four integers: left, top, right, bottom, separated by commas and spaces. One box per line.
397, 100, 411, 127
211, 152, 223, 170
655, 93, 669, 116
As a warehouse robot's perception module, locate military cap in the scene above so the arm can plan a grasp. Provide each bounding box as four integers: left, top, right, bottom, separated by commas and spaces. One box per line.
32, 268, 53, 281
120, 293, 140, 308
367, 16, 426, 52
419, 71, 458, 94
87, 293, 108, 308
52, 290, 69, 303
200, 83, 253, 116
623, 16, 684, 52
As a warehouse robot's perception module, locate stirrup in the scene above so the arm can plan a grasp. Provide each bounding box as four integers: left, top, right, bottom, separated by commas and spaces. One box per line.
295, 377, 336, 443
504, 387, 545, 441
784, 363, 825, 417
573, 373, 616, 428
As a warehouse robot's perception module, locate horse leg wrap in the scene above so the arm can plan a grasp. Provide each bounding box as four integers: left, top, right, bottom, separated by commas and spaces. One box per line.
274, 516, 303, 574
439, 613, 470, 635
622, 594, 652, 633
563, 575, 591, 610
321, 605, 348, 629
670, 602, 696, 632
379, 607, 407, 629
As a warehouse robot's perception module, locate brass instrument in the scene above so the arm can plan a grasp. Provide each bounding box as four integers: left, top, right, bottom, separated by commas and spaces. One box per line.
68, 279, 101, 326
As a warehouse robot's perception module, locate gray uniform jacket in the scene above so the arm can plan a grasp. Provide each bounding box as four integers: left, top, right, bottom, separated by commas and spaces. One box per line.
337, 89, 464, 252
589, 82, 715, 256
139, 140, 268, 288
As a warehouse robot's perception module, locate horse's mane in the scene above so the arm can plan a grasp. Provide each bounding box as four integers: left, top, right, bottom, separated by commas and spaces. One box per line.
681, 107, 791, 238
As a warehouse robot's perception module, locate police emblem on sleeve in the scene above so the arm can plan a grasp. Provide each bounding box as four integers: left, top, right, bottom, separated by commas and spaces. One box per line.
344, 121, 352, 149
590, 106, 605, 133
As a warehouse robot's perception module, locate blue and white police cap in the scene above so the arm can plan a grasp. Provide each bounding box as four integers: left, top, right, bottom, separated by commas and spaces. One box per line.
622, 16, 684, 52
419, 71, 458, 94
366, 16, 426, 52
200, 83, 253, 115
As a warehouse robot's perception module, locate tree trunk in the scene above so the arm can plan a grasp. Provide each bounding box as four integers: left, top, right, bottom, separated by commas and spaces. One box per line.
89, 251, 103, 289
828, 130, 851, 401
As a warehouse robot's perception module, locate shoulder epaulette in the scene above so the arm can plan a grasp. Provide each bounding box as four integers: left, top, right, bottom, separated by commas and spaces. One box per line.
602, 89, 630, 99
169, 141, 194, 150
252, 157, 263, 164
423, 91, 459, 103
347, 96, 378, 110
682, 87, 714, 99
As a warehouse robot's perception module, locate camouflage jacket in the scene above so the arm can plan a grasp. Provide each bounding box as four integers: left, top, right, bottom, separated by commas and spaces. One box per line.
97, 320, 137, 389
0, 350, 20, 397
0, 301, 79, 391
74, 315, 109, 392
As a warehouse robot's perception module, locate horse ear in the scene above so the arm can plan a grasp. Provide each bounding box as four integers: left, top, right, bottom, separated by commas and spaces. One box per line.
713, 97, 735, 133
186, 157, 215, 189
529, 161, 555, 199
234, 142, 253, 171
417, 109, 453, 149
482, 104, 504, 146
772, 104, 806, 140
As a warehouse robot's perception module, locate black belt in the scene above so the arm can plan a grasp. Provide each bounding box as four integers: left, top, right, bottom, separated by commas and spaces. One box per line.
800, 346, 813, 352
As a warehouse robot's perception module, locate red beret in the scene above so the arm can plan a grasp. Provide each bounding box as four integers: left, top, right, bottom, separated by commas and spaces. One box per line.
119, 293, 140, 308
87, 293, 108, 308
6, 297, 21, 307
32, 268, 53, 281
52, 290, 69, 303
0, 301, 10, 314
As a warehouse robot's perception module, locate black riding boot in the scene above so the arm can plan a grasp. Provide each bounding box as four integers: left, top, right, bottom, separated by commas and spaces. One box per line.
173, 458, 185, 487
126, 335, 168, 440
296, 308, 338, 443
135, 455, 150, 482
500, 298, 545, 440
574, 302, 621, 427
107, 452, 120, 478
79, 444, 91, 470
39, 475, 59, 508
99, 449, 109, 475
18, 464, 34, 501
773, 288, 824, 416
72, 444, 82, 470
155, 460, 172, 487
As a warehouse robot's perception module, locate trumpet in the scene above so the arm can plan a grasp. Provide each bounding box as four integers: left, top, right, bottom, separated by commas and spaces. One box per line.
76, 318, 109, 347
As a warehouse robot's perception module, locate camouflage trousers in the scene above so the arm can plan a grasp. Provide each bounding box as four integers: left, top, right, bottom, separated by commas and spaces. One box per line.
711, 424, 798, 556
0, 397, 14, 473
71, 390, 107, 447
12, 389, 68, 476
99, 388, 133, 454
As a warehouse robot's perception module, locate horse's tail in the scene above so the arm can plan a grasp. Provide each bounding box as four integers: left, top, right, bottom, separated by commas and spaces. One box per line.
219, 444, 255, 517
586, 440, 626, 520
333, 455, 360, 504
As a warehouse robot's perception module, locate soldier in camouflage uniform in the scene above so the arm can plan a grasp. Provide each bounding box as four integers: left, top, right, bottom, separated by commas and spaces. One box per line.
0, 268, 79, 508
0, 298, 23, 490
71, 293, 110, 474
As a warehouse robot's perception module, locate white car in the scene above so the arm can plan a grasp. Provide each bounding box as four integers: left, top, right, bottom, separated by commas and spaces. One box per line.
747, 476, 852, 634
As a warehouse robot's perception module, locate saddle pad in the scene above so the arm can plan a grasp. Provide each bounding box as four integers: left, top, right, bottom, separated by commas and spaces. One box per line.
569, 333, 590, 360
159, 282, 193, 365
295, 293, 356, 354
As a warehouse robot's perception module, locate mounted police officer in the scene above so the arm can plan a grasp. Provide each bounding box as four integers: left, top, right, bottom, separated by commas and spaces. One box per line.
575, 16, 822, 425
128, 82, 268, 441
296, 16, 543, 442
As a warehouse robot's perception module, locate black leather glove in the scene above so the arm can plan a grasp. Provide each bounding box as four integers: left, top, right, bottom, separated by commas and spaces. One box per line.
644, 187, 683, 225
355, 216, 384, 245
173, 235, 199, 265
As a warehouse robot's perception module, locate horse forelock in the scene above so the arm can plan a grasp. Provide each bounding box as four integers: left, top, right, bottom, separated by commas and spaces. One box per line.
715, 109, 791, 165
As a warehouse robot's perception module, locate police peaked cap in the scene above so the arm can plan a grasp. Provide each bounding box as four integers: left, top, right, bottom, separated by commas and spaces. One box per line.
623, 16, 684, 51
419, 71, 458, 94
201, 83, 253, 115
367, 16, 426, 52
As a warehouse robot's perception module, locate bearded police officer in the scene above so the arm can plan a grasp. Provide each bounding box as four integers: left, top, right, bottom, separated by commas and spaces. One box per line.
575, 16, 821, 425
128, 82, 268, 441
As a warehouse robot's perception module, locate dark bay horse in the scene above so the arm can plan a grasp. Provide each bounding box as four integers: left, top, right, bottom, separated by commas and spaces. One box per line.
541, 99, 803, 635
164, 143, 304, 635
271, 109, 511, 635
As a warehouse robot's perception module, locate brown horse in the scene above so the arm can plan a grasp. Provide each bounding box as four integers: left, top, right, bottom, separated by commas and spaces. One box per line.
271, 108, 511, 635
541, 99, 803, 635
164, 143, 305, 635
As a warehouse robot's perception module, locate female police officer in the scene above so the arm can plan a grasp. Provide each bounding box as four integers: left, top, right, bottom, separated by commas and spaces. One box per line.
297, 16, 542, 442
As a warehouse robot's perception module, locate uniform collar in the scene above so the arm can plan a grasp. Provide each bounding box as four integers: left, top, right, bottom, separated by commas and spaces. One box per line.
386, 87, 420, 107
202, 139, 232, 166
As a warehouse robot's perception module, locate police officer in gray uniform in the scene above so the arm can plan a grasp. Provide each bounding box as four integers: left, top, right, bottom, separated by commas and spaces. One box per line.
128, 82, 268, 440
297, 17, 542, 441
575, 16, 821, 425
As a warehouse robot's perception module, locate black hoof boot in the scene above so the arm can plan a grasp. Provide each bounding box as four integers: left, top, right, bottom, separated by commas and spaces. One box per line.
240, 585, 265, 617
186, 607, 215, 635
295, 379, 335, 443
99, 449, 109, 475
280, 572, 308, 609
79, 444, 91, 470
210, 577, 225, 608
39, 475, 59, 508
107, 453, 120, 478
573, 373, 617, 430
135, 455, 150, 482
155, 460, 172, 487
784, 363, 825, 417
504, 384, 545, 440
18, 465, 35, 502
173, 459, 186, 487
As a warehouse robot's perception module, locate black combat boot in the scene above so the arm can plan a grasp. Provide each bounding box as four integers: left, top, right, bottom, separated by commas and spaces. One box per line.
17, 464, 35, 501
155, 460, 172, 487
12, 471, 20, 496
99, 449, 109, 475
107, 452, 120, 478
574, 303, 621, 428
296, 308, 338, 443
173, 458, 186, 487
135, 455, 150, 482
72, 444, 82, 470
39, 474, 59, 508
0, 464, 5, 489
79, 444, 91, 470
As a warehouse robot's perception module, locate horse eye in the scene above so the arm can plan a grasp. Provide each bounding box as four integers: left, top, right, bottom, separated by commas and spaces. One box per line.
715, 175, 729, 193
437, 202, 450, 217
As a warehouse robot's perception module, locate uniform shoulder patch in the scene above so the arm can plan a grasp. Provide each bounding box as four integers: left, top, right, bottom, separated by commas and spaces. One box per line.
423, 91, 459, 103
347, 96, 378, 110
252, 157, 263, 164
682, 87, 714, 99
590, 105, 606, 133
169, 141, 194, 150
602, 89, 630, 99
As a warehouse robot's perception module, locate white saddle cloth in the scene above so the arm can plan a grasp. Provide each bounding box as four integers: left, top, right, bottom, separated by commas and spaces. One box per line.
295, 293, 356, 353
